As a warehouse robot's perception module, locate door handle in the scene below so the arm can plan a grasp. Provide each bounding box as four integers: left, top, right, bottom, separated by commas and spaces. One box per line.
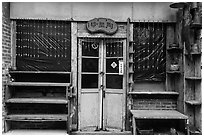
100, 72, 104, 75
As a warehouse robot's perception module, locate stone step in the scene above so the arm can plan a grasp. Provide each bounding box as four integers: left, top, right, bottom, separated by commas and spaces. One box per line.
72, 130, 132, 135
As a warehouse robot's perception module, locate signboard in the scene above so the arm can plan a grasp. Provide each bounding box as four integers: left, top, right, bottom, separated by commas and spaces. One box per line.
86, 18, 118, 35
119, 60, 124, 75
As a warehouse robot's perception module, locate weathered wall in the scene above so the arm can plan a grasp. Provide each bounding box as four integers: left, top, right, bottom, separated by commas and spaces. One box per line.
2, 2, 11, 132
10, 2, 177, 22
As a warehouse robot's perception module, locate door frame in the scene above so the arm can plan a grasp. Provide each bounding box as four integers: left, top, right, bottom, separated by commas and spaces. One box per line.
77, 37, 127, 131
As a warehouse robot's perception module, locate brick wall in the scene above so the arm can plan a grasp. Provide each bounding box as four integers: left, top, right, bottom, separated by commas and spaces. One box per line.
2, 2, 11, 132
131, 95, 177, 110
132, 98, 177, 110
2, 2, 11, 69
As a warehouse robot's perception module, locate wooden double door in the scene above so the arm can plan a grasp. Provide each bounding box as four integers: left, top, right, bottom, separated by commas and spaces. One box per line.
78, 38, 126, 131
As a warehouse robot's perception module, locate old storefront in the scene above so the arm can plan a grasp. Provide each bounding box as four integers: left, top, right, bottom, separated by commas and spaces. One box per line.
2, 2, 202, 135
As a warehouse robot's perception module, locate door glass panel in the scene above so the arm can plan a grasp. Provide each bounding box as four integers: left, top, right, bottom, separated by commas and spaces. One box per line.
106, 75, 123, 89
82, 58, 98, 72
82, 41, 99, 57
82, 74, 98, 88
106, 58, 119, 73
106, 41, 123, 57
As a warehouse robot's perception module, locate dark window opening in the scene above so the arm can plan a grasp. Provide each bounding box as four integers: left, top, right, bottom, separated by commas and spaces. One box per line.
82, 74, 98, 88
16, 19, 71, 71
133, 22, 166, 81
106, 75, 123, 89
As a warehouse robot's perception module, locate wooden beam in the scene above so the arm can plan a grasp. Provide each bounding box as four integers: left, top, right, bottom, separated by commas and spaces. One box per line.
130, 110, 188, 119
129, 90, 179, 95
6, 98, 68, 104
166, 71, 181, 74
7, 82, 71, 87
185, 100, 201, 105
71, 22, 78, 131
4, 121, 11, 133
6, 114, 67, 121
132, 116, 137, 135
185, 77, 202, 80
9, 71, 71, 74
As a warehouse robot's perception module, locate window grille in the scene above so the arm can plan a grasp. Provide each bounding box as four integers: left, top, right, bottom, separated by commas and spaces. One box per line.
16, 19, 71, 71
133, 22, 166, 81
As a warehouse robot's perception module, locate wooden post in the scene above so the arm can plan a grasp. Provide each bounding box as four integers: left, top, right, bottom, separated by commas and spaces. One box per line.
165, 25, 175, 91
4, 121, 11, 133
125, 18, 130, 131
186, 119, 190, 135
71, 22, 78, 130
132, 116, 137, 135
126, 18, 130, 93
66, 86, 71, 134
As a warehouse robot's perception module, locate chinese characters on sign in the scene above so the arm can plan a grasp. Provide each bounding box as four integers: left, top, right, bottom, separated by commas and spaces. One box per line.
119, 60, 124, 75
86, 18, 118, 35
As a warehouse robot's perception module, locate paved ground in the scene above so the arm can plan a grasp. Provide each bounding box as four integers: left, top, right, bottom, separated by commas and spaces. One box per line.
3, 129, 132, 135
3, 129, 67, 135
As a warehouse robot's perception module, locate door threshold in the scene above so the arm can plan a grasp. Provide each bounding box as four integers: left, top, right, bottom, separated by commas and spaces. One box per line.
71, 130, 132, 135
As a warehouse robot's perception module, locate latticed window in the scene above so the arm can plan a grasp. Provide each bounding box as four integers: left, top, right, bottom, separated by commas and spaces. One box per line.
133, 22, 166, 81
16, 20, 71, 71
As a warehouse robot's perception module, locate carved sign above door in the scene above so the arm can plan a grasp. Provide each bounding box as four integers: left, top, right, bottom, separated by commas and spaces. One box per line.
86, 18, 118, 35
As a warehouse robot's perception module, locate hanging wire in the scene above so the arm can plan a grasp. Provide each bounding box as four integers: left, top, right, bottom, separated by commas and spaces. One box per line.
22, 20, 24, 57
21, 20, 23, 57
143, 21, 146, 71
30, 20, 33, 57
147, 20, 150, 70
106, 38, 109, 57
116, 39, 119, 58
37, 19, 39, 58
32, 20, 35, 58
161, 20, 164, 66
56, 20, 58, 58
19, 20, 22, 57
54, 20, 57, 58
24, 20, 27, 57
138, 20, 140, 70
49, 20, 52, 57
61, 21, 64, 58
113, 38, 116, 57
110, 38, 112, 57
157, 20, 160, 70
28, 20, 30, 57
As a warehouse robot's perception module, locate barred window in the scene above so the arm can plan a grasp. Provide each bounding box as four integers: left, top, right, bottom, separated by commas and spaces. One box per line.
133, 22, 166, 81
16, 20, 71, 71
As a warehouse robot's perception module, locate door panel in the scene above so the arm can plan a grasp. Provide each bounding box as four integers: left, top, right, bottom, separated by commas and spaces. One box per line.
106, 74, 123, 89
104, 92, 123, 130
80, 92, 99, 130
81, 74, 98, 88
82, 58, 98, 72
